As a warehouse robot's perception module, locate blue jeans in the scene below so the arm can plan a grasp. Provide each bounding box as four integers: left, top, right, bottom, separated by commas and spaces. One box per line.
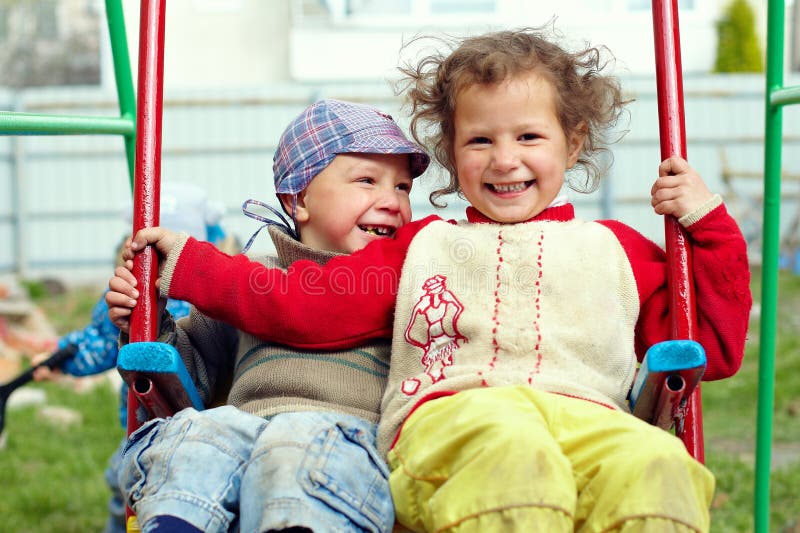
119, 406, 393, 533
103, 438, 127, 533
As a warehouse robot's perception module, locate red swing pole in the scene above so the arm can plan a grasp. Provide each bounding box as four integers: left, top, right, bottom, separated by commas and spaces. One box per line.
126, 0, 166, 433
651, 0, 704, 462
125, 1, 165, 530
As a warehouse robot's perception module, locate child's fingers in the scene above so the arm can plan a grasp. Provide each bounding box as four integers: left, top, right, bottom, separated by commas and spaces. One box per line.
30, 352, 49, 366
113, 265, 138, 287
32, 366, 54, 382
651, 197, 680, 216
106, 282, 138, 307
658, 155, 689, 177
129, 227, 178, 256
651, 175, 678, 196
107, 306, 132, 333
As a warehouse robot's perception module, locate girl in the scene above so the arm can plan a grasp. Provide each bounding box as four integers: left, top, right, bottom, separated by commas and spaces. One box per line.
112, 29, 751, 532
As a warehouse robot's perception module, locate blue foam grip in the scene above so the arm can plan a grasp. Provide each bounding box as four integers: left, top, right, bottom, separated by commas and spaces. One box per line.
118, 342, 204, 412
629, 339, 706, 415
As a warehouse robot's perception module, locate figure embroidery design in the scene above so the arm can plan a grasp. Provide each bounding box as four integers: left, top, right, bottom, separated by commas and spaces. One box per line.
401, 275, 467, 395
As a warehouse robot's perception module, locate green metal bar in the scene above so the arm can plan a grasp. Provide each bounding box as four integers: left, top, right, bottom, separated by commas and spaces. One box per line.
770, 85, 800, 107
0, 112, 135, 135
755, 1, 784, 531
105, 0, 137, 190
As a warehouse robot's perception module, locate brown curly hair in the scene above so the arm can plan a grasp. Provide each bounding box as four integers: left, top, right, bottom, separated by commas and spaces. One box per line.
396, 27, 630, 207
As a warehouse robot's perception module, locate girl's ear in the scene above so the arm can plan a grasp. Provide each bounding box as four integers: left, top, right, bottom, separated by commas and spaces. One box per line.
277, 192, 310, 223
566, 121, 588, 168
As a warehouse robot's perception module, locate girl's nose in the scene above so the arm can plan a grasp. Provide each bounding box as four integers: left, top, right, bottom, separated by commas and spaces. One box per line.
491, 142, 520, 173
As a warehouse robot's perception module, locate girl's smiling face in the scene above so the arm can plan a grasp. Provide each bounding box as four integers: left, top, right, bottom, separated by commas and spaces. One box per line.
453, 71, 585, 223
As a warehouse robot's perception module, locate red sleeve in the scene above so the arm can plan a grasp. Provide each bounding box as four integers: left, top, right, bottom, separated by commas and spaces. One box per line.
599, 204, 752, 380
167, 215, 440, 351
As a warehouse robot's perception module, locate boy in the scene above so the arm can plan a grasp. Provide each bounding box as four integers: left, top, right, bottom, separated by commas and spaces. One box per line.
108, 99, 428, 533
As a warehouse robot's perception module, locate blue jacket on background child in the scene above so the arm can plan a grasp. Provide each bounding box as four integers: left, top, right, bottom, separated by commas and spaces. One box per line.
35, 182, 228, 533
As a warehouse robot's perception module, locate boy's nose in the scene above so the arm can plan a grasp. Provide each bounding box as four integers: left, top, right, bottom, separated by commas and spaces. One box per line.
376, 187, 402, 212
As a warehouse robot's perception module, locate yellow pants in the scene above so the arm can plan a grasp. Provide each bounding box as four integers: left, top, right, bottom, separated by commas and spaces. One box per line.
388, 386, 714, 533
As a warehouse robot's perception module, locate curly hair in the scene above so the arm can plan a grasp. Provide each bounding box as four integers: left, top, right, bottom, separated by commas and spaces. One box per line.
396, 27, 630, 207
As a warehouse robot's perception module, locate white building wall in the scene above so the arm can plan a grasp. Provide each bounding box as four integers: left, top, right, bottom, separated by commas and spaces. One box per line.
99, 0, 773, 90
289, 0, 731, 81
101, 0, 292, 90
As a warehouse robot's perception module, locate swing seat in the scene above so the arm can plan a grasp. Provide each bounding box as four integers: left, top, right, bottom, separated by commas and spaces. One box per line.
118, 341, 204, 419
629, 339, 706, 430
119, 338, 706, 433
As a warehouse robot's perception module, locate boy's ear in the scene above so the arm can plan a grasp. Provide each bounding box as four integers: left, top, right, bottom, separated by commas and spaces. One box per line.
277, 192, 310, 223
566, 121, 588, 168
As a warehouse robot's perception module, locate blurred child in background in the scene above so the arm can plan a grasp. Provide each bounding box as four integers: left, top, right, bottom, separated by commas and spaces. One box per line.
33, 182, 230, 533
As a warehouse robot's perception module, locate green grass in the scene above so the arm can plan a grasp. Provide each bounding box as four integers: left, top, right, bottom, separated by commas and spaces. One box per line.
1, 376, 124, 532
702, 268, 800, 532
1, 284, 124, 532
1, 270, 799, 532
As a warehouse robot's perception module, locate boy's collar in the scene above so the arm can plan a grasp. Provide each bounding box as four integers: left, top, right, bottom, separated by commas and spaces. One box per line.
465, 203, 575, 224
269, 225, 341, 268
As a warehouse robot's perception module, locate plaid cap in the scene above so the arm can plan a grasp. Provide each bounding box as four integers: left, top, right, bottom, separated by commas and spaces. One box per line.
273, 99, 430, 194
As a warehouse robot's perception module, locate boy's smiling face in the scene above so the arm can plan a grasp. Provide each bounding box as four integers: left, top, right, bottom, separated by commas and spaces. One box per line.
285, 152, 413, 254
452, 71, 585, 223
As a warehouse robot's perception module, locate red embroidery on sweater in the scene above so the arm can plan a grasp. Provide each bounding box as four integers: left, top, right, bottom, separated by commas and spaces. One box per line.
402, 275, 467, 394
529, 231, 545, 384
489, 231, 504, 370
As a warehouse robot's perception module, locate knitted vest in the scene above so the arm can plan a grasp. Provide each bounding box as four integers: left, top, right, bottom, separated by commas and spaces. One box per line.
378, 218, 641, 455
174, 226, 391, 423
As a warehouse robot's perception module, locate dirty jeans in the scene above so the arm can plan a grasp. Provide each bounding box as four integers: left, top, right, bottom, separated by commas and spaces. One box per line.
120, 406, 393, 533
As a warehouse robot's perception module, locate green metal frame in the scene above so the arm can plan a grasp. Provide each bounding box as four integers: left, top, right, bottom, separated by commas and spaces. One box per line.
0, 0, 136, 189
756, 1, 800, 531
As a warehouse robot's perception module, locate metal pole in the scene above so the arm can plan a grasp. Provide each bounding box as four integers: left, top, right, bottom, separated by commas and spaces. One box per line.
0, 112, 134, 135
651, 0, 703, 462
105, 0, 137, 190
9, 94, 25, 278
125, 1, 165, 530
128, 0, 166, 347
755, 1, 783, 531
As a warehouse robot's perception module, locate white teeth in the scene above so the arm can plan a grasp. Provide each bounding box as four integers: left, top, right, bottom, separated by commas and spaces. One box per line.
492, 182, 528, 193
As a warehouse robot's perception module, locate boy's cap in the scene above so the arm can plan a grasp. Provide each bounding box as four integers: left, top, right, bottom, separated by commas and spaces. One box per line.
273, 99, 430, 194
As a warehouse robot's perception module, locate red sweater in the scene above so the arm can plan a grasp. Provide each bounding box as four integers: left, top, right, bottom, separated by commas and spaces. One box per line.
163, 203, 751, 383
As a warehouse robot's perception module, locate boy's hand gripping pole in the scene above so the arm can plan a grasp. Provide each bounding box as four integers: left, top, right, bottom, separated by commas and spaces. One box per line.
120, 2, 166, 531
118, 0, 202, 434
118, 2, 200, 531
